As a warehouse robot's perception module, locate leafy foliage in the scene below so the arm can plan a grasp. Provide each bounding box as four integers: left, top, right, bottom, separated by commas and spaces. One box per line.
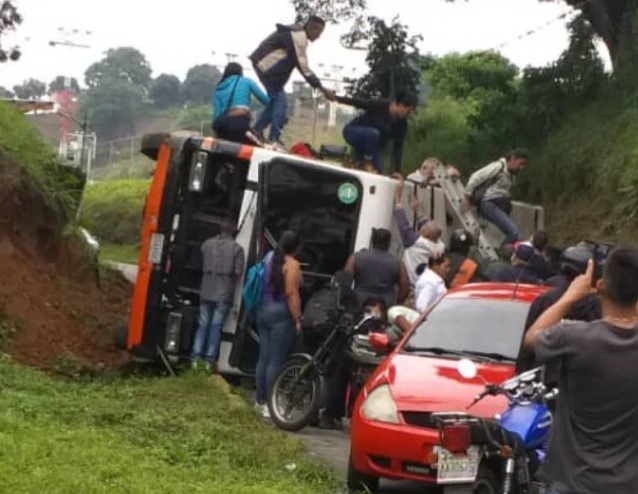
0, 1, 21, 62
49, 76, 81, 95
84, 47, 152, 90
80, 179, 149, 245
291, 0, 366, 23
0, 101, 83, 221
150, 74, 181, 109
346, 16, 423, 100
81, 48, 153, 140
82, 79, 145, 140
12, 78, 46, 100
182, 64, 222, 105
0, 85, 13, 98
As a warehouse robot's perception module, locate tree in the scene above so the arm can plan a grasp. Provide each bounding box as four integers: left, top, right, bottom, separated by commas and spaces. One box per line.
12, 78, 46, 100
446, 0, 637, 70
84, 47, 152, 89
0, 85, 13, 98
346, 16, 423, 100
150, 74, 181, 108
82, 79, 145, 140
0, 1, 21, 62
182, 64, 222, 105
291, 0, 366, 23
49, 75, 80, 94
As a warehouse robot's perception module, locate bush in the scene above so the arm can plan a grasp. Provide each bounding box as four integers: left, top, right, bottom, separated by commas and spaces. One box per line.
0, 101, 84, 222
80, 179, 150, 245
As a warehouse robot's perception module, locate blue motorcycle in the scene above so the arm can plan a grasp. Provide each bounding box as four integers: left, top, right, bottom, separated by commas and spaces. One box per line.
432, 360, 557, 494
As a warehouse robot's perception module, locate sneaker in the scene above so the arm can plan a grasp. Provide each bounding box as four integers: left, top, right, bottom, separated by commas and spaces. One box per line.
261, 406, 271, 419
248, 128, 266, 145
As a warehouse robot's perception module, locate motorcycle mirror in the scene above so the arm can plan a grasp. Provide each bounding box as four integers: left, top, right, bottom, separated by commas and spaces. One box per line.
457, 359, 478, 380
369, 332, 391, 350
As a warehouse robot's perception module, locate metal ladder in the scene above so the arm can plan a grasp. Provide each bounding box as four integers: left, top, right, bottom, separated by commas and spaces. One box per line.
432, 164, 498, 261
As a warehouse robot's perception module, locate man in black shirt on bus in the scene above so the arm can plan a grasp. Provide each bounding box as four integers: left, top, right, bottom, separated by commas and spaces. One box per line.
337, 93, 417, 174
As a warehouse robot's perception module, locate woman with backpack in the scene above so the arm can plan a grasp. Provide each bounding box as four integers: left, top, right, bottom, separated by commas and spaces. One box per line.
254, 230, 303, 418
212, 62, 270, 143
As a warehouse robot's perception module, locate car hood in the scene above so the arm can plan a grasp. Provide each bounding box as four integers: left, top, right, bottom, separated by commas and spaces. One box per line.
375, 353, 515, 418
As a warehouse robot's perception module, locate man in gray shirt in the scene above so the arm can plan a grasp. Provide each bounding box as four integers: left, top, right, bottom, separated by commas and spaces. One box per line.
524, 247, 638, 494
191, 219, 245, 372
462, 149, 528, 245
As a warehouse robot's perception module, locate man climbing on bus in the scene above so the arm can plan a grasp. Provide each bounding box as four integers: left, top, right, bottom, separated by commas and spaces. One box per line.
250, 15, 336, 146
337, 92, 418, 174
462, 149, 529, 245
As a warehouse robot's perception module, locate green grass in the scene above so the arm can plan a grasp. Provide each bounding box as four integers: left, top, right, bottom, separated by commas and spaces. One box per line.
80, 179, 149, 245
100, 243, 140, 265
0, 361, 340, 493
0, 101, 84, 221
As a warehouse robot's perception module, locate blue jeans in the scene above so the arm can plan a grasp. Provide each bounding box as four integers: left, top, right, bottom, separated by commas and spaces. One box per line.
191, 301, 231, 363
480, 199, 520, 245
254, 87, 287, 142
343, 124, 383, 173
255, 302, 296, 404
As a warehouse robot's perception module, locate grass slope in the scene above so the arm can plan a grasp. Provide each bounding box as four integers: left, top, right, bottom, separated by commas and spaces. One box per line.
80, 179, 149, 245
0, 361, 339, 493
0, 101, 83, 221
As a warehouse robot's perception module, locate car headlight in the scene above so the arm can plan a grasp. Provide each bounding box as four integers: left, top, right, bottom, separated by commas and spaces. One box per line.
361, 384, 400, 424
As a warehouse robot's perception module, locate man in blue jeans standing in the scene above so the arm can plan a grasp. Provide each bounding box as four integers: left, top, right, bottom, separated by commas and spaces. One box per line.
462, 148, 529, 245
337, 93, 417, 174
191, 219, 245, 373
250, 16, 335, 145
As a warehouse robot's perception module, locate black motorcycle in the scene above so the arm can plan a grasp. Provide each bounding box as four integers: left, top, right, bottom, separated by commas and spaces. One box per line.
266, 267, 393, 432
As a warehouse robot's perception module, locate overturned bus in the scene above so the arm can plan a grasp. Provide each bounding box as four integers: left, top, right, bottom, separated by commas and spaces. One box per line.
125, 132, 403, 376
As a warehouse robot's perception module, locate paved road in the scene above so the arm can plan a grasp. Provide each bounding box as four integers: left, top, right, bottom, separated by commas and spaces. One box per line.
110, 261, 432, 493
293, 425, 432, 494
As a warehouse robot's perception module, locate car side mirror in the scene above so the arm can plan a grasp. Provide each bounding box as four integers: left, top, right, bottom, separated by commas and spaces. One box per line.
369, 332, 392, 351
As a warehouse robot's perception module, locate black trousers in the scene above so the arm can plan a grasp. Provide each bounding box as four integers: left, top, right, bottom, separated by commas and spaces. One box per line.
213, 114, 252, 144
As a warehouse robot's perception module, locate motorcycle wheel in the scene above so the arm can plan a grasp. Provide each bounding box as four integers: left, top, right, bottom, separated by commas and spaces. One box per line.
442, 465, 499, 494
267, 359, 322, 432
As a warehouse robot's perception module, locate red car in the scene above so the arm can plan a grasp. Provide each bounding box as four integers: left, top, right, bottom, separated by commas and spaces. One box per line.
348, 283, 548, 493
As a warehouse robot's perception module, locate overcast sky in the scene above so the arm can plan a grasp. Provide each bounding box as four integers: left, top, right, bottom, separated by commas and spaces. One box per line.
0, 0, 610, 91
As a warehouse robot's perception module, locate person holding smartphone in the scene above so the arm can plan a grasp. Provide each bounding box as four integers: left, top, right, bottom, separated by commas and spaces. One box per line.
523, 246, 638, 494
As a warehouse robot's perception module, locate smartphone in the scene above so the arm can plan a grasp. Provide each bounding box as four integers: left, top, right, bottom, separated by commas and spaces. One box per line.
591, 244, 609, 288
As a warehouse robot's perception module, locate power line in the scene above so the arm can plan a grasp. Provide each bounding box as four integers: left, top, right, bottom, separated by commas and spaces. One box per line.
487, 0, 587, 52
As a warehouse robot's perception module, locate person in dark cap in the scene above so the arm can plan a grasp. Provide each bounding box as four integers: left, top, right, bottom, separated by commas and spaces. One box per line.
337, 92, 418, 173
491, 242, 542, 284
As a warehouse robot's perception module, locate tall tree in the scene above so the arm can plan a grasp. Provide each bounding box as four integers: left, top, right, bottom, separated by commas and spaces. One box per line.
346, 16, 423, 100
150, 74, 181, 108
0, 1, 21, 62
0, 85, 13, 98
49, 76, 80, 94
82, 79, 145, 140
182, 64, 222, 105
84, 47, 152, 89
12, 78, 46, 100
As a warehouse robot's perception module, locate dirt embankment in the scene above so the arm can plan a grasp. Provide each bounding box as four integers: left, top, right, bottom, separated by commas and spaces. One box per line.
0, 153, 131, 371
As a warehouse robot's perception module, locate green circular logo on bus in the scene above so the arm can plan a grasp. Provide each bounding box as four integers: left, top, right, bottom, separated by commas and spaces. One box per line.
338, 182, 359, 204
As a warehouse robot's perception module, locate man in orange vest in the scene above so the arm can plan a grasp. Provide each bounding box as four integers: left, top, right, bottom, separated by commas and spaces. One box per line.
445, 229, 482, 288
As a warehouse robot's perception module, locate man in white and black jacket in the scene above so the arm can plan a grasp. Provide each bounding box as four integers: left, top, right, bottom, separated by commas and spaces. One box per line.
250, 16, 335, 144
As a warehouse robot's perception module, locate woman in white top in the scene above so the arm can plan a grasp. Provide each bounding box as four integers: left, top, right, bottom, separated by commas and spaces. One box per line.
415, 255, 451, 313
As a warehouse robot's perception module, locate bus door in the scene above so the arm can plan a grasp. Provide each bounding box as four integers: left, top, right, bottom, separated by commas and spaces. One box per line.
228, 157, 364, 372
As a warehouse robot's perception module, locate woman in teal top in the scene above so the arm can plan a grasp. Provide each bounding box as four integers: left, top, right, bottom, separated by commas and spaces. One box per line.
212, 62, 270, 143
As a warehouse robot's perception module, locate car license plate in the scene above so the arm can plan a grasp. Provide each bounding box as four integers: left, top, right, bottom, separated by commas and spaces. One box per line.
435, 446, 481, 484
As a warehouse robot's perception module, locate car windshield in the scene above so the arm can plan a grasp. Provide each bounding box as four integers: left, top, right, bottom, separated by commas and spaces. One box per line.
403, 298, 531, 362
